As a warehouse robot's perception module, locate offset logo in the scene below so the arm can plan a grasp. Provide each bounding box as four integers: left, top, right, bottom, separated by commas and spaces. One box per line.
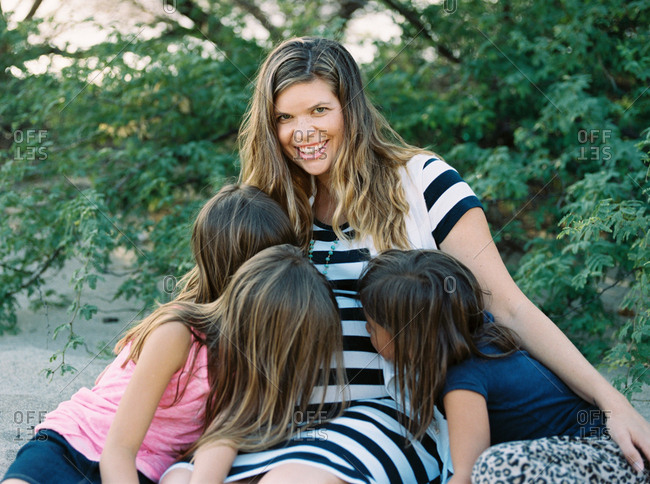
577, 129, 612, 162
576, 409, 611, 439
292, 129, 327, 144
163, 0, 176, 14
443, 0, 458, 14
163, 275, 177, 295
444, 276, 457, 294
12, 410, 48, 442
13, 129, 49, 161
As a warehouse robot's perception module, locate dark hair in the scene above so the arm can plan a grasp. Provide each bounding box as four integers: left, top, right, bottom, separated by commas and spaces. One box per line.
115, 184, 298, 397
112, 186, 303, 459
177, 183, 298, 303
359, 249, 519, 441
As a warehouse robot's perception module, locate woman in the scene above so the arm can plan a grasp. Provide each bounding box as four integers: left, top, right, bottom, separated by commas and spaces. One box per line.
232, 37, 649, 483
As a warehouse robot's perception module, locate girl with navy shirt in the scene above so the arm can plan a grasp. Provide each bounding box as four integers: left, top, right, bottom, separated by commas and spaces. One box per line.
359, 249, 648, 483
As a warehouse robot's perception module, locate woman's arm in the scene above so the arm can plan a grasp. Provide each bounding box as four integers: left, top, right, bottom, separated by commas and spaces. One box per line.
100, 322, 192, 484
443, 390, 491, 484
440, 207, 650, 470
189, 440, 238, 484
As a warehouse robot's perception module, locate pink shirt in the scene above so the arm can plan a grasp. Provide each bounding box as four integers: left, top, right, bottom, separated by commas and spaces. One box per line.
36, 336, 209, 481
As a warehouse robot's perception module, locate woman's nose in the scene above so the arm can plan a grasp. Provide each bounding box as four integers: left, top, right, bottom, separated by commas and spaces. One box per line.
293, 117, 316, 144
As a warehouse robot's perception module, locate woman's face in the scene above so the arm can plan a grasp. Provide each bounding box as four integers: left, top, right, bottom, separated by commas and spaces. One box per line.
274, 78, 344, 184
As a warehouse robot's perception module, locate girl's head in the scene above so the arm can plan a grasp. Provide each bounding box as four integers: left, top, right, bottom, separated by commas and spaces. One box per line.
195, 244, 345, 452
116, 184, 297, 359
359, 249, 515, 440
239, 37, 419, 249
179, 183, 298, 303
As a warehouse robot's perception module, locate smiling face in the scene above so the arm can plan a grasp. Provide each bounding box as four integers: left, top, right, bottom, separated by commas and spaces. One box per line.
365, 317, 395, 361
274, 78, 344, 185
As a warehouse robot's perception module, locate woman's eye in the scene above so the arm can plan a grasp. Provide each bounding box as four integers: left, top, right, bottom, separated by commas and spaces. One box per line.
276, 114, 291, 121
314, 107, 326, 114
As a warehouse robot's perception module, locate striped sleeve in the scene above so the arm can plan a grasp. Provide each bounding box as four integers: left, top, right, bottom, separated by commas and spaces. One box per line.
422, 157, 483, 246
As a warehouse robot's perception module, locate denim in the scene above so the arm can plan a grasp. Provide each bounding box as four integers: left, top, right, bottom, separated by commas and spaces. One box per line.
3, 429, 154, 484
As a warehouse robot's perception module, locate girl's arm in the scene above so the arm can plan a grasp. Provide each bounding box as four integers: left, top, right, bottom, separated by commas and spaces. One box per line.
189, 440, 238, 484
443, 390, 491, 484
100, 322, 192, 484
440, 207, 650, 470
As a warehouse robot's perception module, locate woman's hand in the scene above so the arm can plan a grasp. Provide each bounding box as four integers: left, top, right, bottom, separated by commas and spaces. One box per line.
601, 394, 650, 472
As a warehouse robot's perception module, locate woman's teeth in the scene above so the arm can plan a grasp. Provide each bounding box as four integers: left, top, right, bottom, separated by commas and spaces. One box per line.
298, 141, 326, 155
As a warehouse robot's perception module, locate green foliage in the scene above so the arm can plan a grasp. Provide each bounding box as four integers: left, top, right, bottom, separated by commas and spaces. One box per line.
557, 130, 650, 396
1, 10, 252, 370
365, 0, 649, 392
1, 0, 649, 392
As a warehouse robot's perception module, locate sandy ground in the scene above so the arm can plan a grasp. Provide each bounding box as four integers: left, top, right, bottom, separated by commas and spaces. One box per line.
1, 255, 649, 477
0, 254, 146, 473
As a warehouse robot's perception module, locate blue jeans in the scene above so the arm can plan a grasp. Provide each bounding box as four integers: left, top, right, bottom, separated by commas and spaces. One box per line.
3, 429, 154, 484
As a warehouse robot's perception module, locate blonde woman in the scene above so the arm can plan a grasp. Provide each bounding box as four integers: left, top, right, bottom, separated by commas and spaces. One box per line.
220, 36, 649, 484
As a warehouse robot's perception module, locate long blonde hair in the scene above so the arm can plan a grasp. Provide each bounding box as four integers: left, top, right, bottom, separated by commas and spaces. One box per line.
186, 244, 346, 454
239, 37, 429, 250
114, 184, 297, 364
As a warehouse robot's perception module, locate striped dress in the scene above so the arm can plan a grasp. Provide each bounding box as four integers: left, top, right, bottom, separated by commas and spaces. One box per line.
164, 155, 482, 484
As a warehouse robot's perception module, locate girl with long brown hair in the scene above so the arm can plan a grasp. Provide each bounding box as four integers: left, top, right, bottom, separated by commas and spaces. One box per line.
359, 249, 647, 484
2, 184, 302, 484
161, 244, 345, 483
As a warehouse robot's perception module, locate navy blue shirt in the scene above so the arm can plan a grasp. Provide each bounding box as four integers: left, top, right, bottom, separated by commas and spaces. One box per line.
442, 344, 607, 444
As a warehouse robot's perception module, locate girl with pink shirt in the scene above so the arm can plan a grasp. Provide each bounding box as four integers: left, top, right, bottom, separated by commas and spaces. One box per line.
2, 185, 344, 484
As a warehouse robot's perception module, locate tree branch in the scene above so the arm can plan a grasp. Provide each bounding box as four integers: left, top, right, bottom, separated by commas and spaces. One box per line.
23, 0, 44, 21
172, 0, 223, 37
0, 262, 32, 275
3, 247, 65, 297
379, 0, 460, 64
20, 247, 64, 291
338, 0, 368, 21
22, 44, 89, 60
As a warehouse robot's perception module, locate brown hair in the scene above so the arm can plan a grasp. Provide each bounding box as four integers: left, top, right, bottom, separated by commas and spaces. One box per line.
186, 244, 346, 454
359, 249, 518, 441
239, 37, 431, 249
114, 184, 297, 364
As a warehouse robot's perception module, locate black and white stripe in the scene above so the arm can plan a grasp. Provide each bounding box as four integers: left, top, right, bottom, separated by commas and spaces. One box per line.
310, 222, 385, 402
422, 157, 482, 246
163, 155, 480, 483
226, 398, 443, 484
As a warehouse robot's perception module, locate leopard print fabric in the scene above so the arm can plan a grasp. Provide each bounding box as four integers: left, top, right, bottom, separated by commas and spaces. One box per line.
471, 436, 650, 483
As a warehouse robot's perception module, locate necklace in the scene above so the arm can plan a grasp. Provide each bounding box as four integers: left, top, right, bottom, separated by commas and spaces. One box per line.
308, 239, 339, 276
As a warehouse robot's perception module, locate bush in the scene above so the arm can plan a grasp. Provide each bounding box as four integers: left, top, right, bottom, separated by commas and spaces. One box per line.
1, 0, 648, 392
